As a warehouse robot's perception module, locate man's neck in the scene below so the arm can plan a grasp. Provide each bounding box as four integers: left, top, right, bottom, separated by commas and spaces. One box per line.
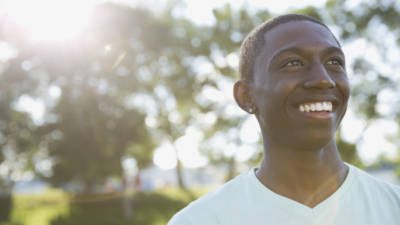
256, 141, 349, 208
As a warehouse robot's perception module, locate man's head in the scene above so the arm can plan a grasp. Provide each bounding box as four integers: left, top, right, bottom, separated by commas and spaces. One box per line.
239, 14, 341, 82
233, 14, 350, 151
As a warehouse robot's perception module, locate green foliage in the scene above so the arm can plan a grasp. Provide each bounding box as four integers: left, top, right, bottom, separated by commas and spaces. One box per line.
336, 135, 363, 168
43, 86, 151, 189
293, 6, 321, 20
2, 188, 200, 225
1, 0, 400, 193
20, 4, 158, 190
323, 0, 400, 173
50, 190, 195, 225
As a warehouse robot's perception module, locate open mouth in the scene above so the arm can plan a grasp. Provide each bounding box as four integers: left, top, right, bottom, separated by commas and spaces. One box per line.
294, 101, 336, 119
298, 101, 333, 113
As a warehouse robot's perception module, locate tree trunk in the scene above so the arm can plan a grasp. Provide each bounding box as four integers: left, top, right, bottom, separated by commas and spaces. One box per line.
121, 174, 133, 219
225, 156, 236, 182
173, 145, 186, 189
176, 158, 186, 189
0, 182, 13, 222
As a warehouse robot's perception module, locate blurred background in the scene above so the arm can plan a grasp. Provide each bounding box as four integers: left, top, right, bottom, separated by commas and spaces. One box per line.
0, 0, 399, 224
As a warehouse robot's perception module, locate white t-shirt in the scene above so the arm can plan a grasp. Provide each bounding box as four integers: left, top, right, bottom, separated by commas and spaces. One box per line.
168, 164, 400, 225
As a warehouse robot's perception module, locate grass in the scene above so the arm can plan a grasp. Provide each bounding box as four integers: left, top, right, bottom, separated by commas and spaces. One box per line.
0, 187, 206, 225
1, 189, 68, 225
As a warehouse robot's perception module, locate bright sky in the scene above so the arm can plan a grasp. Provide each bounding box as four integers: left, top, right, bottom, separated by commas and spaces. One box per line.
0, 0, 95, 42
162, 0, 328, 26
2, 0, 398, 170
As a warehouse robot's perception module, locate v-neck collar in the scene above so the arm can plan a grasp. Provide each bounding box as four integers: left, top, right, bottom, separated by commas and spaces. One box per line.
248, 163, 354, 216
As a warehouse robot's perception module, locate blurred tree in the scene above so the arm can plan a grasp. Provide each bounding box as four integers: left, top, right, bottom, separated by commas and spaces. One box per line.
184, 4, 272, 181
192, 3, 366, 177
0, 0, 400, 199
0, 3, 156, 193
35, 4, 159, 192
0, 14, 42, 221
41, 87, 151, 192
191, 1, 400, 175
324, 0, 400, 173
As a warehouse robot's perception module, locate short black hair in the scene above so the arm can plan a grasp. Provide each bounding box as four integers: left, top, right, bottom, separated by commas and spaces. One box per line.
239, 14, 340, 82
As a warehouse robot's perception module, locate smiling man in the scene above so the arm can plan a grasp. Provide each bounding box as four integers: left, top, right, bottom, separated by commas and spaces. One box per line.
168, 14, 400, 225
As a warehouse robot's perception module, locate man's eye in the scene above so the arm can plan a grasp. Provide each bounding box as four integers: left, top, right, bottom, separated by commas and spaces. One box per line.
326, 58, 344, 67
282, 59, 303, 67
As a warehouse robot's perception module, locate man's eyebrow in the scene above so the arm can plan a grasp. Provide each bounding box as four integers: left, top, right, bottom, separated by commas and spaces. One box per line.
269, 47, 303, 64
322, 46, 345, 58
269, 46, 345, 64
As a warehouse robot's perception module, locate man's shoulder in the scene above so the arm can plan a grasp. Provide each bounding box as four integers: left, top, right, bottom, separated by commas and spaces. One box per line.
168, 171, 251, 225
349, 164, 400, 199
178, 171, 249, 213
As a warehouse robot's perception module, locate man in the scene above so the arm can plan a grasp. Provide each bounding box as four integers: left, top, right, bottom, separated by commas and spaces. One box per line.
168, 14, 400, 225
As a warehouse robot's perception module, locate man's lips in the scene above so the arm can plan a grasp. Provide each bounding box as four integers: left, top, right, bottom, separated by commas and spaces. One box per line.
298, 110, 334, 119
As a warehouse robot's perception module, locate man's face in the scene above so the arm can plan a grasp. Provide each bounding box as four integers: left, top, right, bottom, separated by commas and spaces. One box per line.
251, 20, 350, 150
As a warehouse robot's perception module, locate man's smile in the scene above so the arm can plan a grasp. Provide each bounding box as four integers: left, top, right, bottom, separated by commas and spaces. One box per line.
298, 101, 333, 112
289, 93, 342, 120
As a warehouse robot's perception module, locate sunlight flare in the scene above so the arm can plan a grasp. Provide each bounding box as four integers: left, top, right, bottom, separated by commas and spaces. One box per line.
3, 0, 95, 42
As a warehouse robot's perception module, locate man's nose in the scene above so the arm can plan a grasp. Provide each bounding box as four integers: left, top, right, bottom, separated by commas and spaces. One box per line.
303, 63, 335, 89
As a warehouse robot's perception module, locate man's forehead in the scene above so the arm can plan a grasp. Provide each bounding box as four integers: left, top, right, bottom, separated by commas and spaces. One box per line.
264, 20, 339, 46
261, 20, 341, 57
272, 46, 344, 58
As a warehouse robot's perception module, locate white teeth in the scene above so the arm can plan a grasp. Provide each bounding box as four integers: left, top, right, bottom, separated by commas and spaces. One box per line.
316, 103, 323, 111
298, 101, 333, 112
323, 102, 330, 110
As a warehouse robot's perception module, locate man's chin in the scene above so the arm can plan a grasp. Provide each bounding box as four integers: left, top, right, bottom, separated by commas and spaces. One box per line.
283, 132, 336, 152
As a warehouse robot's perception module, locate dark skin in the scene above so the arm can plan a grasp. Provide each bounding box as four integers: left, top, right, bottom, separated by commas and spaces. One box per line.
234, 21, 350, 208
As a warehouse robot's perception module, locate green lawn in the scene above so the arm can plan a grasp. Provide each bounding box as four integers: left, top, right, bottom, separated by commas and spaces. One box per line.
1, 189, 69, 225
0, 188, 204, 225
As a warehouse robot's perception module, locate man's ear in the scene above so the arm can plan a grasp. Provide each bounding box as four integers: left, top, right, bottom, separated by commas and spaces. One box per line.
233, 80, 256, 114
